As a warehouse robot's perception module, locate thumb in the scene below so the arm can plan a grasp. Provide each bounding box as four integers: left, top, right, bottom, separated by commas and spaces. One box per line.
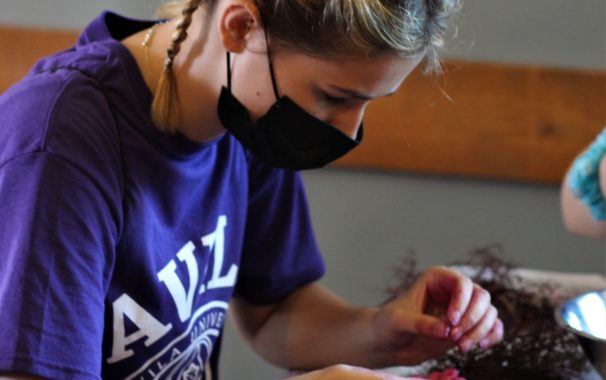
391, 308, 450, 339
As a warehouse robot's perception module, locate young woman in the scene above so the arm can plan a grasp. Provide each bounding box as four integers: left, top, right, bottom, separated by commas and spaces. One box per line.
0, 1, 503, 379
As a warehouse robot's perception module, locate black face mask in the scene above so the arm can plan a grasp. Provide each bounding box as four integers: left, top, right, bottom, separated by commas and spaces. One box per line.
217, 35, 363, 171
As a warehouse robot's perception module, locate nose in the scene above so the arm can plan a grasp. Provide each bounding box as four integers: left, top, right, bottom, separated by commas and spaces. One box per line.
327, 106, 367, 139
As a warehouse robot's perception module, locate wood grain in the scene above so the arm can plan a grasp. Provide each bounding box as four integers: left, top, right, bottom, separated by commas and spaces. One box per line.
0, 25, 78, 93
335, 61, 606, 184
1, 25, 604, 184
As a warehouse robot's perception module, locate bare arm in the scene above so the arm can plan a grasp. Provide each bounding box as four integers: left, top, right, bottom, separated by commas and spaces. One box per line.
230, 283, 377, 370
561, 156, 606, 239
230, 268, 502, 371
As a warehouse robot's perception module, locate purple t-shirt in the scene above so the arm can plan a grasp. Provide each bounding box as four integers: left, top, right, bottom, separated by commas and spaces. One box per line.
0, 11, 325, 380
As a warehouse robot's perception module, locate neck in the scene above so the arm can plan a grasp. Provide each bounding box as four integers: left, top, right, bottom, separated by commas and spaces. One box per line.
122, 10, 227, 143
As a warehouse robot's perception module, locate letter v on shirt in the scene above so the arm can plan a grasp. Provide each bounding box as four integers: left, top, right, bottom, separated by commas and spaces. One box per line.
107, 215, 238, 364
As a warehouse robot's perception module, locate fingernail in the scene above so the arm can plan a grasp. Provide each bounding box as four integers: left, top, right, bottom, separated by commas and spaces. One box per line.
444, 368, 459, 376
451, 327, 463, 341
433, 323, 447, 338
450, 311, 461, 325
479, 338, 490, 349
459, 340, 472, 353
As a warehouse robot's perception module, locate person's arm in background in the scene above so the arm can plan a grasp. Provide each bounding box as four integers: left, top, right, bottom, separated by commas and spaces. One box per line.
561, 128, 606, 239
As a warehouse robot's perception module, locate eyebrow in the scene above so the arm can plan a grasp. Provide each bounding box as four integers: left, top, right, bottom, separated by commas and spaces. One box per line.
328, 85, 397, 100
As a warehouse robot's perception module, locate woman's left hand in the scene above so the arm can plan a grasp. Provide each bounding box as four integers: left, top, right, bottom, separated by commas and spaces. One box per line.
366, 266, 503, 366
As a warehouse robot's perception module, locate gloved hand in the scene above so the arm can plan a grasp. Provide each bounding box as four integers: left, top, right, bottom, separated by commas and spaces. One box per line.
567, 128, 606, 220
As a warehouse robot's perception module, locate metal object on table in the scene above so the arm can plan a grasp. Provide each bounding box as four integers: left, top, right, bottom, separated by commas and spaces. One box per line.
555, 290, 606, 379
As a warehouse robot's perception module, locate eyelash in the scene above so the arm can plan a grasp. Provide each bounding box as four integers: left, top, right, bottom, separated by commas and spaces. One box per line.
322, 93, 348, 105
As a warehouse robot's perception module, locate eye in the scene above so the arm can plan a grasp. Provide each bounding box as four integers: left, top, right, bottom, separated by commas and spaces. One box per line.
322, 92, 348, 105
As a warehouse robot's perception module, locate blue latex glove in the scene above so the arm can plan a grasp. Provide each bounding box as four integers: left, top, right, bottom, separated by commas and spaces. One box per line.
567, 128, 606, 220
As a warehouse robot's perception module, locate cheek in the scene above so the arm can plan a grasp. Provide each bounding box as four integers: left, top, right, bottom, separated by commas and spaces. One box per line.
325, 104, 368, 139
236, 89, 276, 121
229, 55, 276, 120
286, 94, 366, 139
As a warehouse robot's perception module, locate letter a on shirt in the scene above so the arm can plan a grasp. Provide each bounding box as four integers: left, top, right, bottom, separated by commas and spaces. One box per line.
107, 294, 173, 364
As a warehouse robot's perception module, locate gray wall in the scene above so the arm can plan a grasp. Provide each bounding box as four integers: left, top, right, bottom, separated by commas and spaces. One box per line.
1, 0, 604, 69
447, 0, 606, 69
0, 0, 161, 28
1, 0, 604, 379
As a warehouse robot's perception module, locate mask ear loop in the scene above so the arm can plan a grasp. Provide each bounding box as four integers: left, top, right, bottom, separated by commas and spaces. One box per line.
225, 27, 279, 99
226, 52, 232, 90
263, 28, 281, 101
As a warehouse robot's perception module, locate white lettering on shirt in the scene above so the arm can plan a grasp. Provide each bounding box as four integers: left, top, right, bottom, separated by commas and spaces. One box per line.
202, 215, 238, 290
107, 294, 173, 364
107, 215, 238, 365
158, 241, 199, 322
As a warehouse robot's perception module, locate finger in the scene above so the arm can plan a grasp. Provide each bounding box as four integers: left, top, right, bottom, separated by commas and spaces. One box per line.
441, 368, 460, 380
391, 309, 451, 339
424, 267, 473, 326
346, 366, 413, 380
456, 305, 497, 352
295, 365, 419, 380
450, 285, 491, 340
477, 318, 504, 349
425, 368, 460, 380
441, 272, 473, 326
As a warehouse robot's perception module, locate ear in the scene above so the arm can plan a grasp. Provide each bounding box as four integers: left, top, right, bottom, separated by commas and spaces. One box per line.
219, 0, 263, 53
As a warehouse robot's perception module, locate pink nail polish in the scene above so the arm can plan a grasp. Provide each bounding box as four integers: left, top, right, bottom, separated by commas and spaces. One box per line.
443, 326, 451, 338
451, 327, 463, 341
460, 340, 472, 352
444, 368, 459, 376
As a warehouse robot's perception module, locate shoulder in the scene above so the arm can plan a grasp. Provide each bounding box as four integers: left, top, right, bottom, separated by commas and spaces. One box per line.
0, 63, 123, 191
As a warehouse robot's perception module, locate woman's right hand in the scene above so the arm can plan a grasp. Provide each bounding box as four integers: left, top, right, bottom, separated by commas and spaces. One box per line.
286, 365, 464, 380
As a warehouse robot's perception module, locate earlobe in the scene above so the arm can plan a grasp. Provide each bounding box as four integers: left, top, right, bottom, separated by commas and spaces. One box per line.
219, 1, 262, 53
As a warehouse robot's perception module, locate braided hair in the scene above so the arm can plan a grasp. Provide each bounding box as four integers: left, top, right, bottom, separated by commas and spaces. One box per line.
152, 0, 203, 132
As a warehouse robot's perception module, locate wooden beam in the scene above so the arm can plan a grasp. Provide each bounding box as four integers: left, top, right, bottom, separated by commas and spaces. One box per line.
0, 25, 78, 93
1, 25, 604, 184
335, 61, 606, 184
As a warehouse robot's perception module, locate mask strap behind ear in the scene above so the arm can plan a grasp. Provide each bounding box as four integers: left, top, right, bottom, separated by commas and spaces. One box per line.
226, 52, 232, 90
263, 28, 281, 100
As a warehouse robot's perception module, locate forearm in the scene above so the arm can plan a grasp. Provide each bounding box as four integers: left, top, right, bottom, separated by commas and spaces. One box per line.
230, 268, 502, 373
230, 284, 379, 370
561, 171, 606, 239
561, 134, 606, 238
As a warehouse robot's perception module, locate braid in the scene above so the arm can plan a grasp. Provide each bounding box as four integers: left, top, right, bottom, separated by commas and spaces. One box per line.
151, 0, 203, 132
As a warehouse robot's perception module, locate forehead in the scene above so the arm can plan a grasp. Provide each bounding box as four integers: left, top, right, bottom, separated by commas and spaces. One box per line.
278, 50, 424, 93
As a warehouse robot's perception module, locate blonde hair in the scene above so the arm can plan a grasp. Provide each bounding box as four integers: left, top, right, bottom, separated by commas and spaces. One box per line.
152, 0, 461, 132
